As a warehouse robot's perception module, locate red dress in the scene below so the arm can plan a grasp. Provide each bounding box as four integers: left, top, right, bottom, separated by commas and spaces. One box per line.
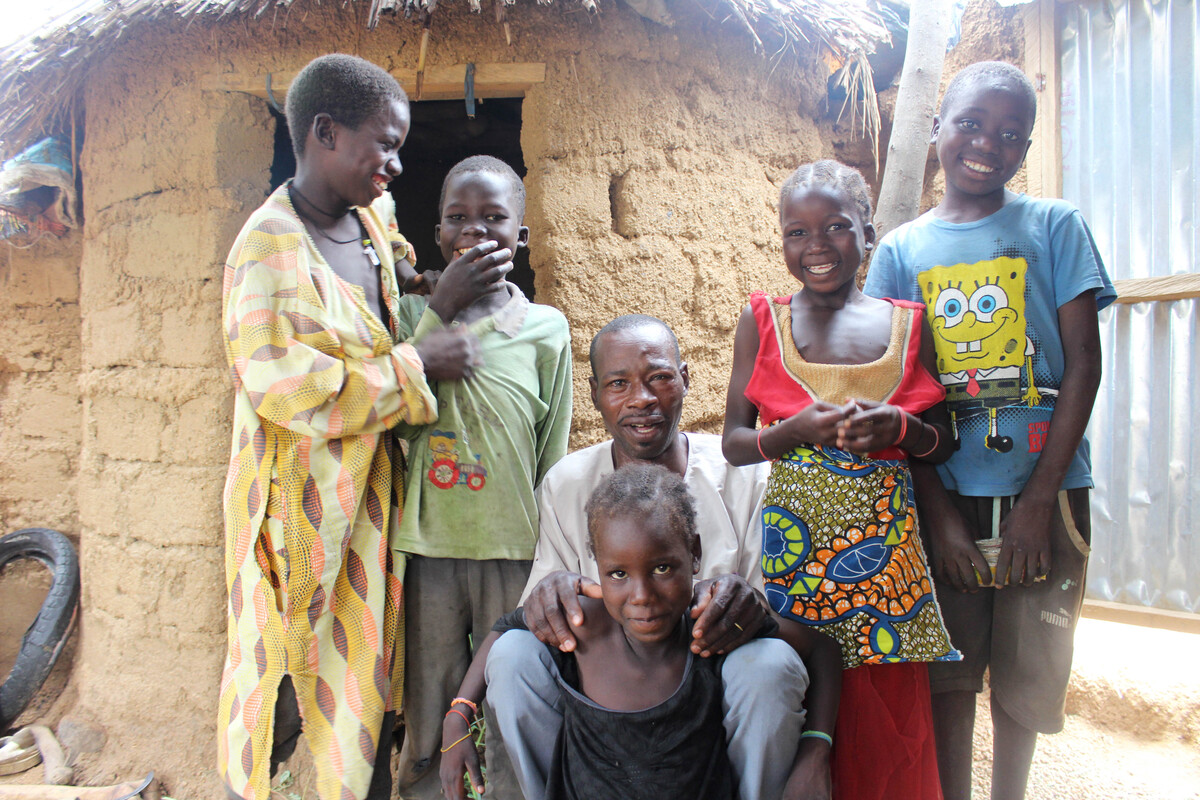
745, 292, 947, 800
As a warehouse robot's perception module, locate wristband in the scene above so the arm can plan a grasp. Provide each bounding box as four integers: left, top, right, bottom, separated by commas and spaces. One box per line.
441, 731, 473, 753
800, 729, 833, 747
893, 409, 908, 447
757, 428, 772, 462
911, 425, 940, 459
451, 696, 479, 715
445, 708, 472, 728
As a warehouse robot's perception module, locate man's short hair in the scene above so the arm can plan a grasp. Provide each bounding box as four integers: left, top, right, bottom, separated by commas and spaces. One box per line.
285, 54, 409, 157
585, 462, 698, 557
439, 155, 527, 219
940, 61, 1037, 123
589, 315, 681, 375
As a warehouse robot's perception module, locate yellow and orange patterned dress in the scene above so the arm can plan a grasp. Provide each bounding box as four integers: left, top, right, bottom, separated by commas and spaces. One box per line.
218, 186, 437, 800
743, 292, 956, 800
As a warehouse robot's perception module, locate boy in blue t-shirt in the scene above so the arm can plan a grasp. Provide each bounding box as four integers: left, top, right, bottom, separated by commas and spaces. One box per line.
864, 61, 1115, 800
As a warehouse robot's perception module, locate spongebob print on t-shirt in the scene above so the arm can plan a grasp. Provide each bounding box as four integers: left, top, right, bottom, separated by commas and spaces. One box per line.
919, 256, 1049, 453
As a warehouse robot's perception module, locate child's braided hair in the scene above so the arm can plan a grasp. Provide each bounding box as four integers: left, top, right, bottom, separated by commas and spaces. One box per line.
779, 160, 873, 226
585, 463, 698, 557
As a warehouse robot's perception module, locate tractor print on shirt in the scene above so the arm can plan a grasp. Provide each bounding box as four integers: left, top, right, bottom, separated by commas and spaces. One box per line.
427, 430, 488, 491
919, 256, 1046, 453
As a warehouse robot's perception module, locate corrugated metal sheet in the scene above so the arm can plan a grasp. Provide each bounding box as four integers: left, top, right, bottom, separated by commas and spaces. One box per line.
1087, 300, 1200, 611
1060, 0, 1200, 612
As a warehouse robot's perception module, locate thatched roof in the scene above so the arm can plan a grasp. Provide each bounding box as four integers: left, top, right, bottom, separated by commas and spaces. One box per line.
0, 0, 889, 159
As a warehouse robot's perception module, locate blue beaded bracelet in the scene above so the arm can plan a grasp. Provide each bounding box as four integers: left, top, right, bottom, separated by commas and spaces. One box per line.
800, 730, 833, 747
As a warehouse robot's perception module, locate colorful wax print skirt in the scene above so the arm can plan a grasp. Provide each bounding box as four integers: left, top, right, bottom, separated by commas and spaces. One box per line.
761, 444, 960, 669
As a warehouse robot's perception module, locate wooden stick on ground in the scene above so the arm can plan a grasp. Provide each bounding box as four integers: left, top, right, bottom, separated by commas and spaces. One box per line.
0, 771, 155, 800
24, 727, 71, 786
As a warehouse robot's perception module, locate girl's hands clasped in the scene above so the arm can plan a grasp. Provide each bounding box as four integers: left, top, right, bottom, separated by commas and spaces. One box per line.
770, 401, 851, 454
771, 399, 903, 458
837, 399, 902, 454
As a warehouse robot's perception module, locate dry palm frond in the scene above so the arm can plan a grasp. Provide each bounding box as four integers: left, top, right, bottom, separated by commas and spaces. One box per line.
832, 51, 882, 170
689, 0, 889, 154
693, 0, 888, 59
0, 0, 889, 159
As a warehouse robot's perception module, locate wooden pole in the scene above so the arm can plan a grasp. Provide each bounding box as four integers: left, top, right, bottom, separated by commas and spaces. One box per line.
1022, 0, 1062, 198
873, 1, 954, 239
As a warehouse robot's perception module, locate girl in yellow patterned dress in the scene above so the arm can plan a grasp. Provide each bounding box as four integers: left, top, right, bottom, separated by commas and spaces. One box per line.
218, 55, 511, 800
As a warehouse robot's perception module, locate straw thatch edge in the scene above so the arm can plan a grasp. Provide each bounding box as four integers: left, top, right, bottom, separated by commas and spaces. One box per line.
0, 0, 889, 159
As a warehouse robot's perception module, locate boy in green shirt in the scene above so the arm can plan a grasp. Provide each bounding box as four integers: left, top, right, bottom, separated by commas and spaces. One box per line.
392, 156, 573, 799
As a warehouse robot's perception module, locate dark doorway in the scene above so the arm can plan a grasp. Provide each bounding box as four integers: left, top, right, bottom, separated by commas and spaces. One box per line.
268, 96, 532, 300
269, 106, 296, 190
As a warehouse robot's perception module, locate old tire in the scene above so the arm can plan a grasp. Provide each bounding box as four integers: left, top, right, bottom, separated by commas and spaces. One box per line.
0, 528, 80, 730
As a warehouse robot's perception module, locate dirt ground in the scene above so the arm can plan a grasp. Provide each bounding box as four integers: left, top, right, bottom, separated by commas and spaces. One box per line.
975, 617, 1200, 800
974, 701, 1200, 800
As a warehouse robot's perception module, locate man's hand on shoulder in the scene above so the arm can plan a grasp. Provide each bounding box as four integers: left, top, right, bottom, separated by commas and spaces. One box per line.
689, 574, 767, 657
523, 570, 603, 652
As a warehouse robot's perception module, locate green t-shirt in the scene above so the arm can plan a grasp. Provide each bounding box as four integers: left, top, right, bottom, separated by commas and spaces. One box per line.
391, 286, 573, 560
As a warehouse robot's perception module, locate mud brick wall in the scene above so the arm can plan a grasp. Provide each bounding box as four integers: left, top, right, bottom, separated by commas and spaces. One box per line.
0, 232, 82, 536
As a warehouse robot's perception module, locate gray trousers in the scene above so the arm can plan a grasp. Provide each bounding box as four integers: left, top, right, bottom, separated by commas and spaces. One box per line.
396, 556, 528, 800
485, 630, 809, 800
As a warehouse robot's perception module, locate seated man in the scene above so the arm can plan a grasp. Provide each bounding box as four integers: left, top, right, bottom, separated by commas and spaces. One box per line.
481, 315, 837, 800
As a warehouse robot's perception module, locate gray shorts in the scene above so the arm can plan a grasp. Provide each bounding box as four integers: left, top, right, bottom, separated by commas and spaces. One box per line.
927, 488, 1091, 734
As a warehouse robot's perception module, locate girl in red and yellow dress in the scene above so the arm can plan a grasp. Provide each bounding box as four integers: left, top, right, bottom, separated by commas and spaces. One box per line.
723, 160, 958, 800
